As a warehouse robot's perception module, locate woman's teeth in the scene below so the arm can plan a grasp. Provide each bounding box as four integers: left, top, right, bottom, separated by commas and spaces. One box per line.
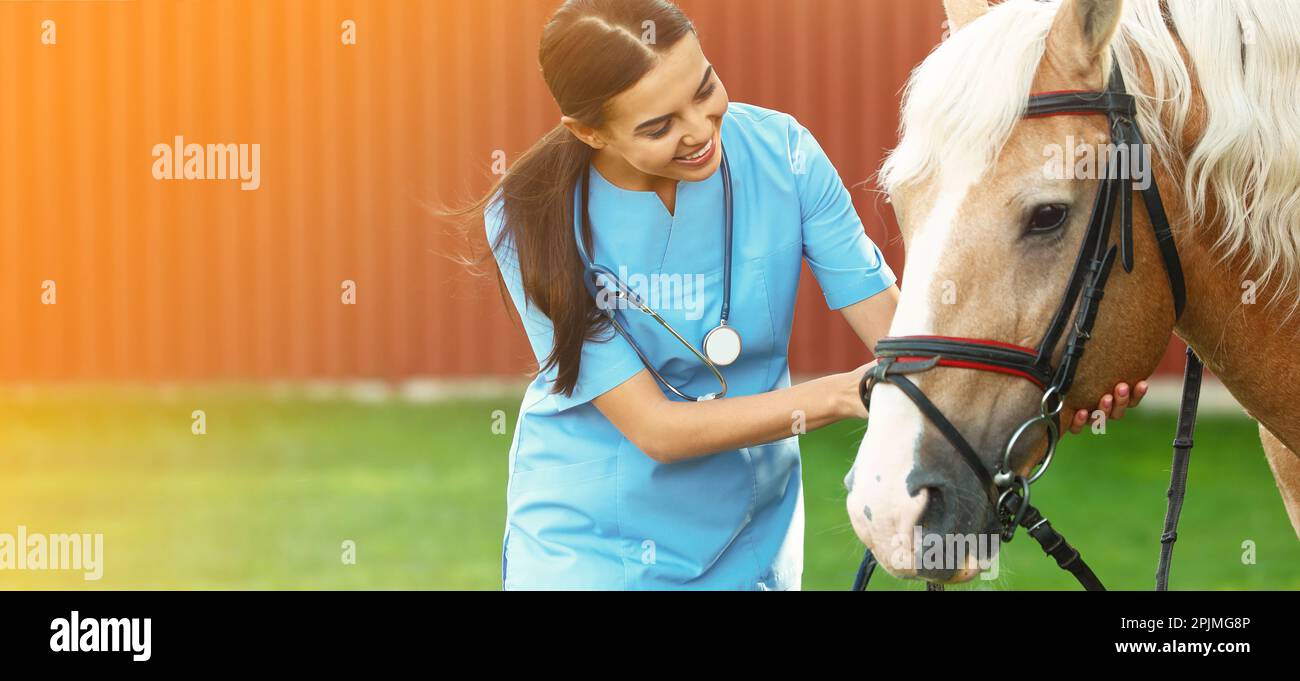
678, 139, 712, 160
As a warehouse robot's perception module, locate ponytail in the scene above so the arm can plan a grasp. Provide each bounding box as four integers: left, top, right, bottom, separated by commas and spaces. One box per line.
449, 0, 695, 397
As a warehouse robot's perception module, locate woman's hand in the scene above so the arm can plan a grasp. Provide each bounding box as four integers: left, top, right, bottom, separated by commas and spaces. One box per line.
839, 360, 876, 420
1065, 380, 1148, 435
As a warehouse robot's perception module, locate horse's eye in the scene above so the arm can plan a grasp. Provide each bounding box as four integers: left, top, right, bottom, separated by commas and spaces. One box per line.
1027, 203, 1069, 234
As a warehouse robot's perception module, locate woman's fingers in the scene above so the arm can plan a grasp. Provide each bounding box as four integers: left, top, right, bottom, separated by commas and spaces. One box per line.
1068, 380, 1148, 435
1069, 408, 1088, 435
1109, 383, 1130, 420
1132, 380, 1149, 408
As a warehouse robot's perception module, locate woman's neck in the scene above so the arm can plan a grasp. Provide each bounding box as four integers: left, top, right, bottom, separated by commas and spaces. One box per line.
592, 149, 679, 215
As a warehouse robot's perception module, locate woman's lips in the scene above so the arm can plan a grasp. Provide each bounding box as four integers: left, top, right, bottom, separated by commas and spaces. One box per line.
673, 136, 716, 167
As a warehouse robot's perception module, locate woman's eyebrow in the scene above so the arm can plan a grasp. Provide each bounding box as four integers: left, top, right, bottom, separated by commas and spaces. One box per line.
633, 65, 715, 133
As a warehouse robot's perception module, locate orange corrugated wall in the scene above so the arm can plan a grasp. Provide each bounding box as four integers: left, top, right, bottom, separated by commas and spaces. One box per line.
0, 0, 1188, 382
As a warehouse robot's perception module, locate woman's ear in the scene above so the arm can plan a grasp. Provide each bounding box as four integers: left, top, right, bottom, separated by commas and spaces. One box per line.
561, 116, 607, 150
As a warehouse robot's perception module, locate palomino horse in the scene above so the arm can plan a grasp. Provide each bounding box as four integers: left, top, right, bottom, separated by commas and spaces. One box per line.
846, 0, 1300, 584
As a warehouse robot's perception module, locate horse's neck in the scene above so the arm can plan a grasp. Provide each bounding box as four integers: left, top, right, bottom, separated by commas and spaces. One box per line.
1175, 226, 1300, 450
1140, 39, 1300, 450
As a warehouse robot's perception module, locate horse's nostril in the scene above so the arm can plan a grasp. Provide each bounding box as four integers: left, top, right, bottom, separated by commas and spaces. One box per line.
923, 485, 944, 512
919, 485, 956, 532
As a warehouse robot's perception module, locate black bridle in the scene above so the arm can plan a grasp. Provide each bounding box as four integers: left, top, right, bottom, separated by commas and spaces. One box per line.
852, 63, 1204, 591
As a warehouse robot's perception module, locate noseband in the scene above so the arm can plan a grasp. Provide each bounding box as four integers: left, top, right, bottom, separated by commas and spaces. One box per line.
853, 63, 1204, 591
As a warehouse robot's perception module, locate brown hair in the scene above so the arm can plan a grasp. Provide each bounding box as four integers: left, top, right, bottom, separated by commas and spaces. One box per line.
452, 0, 696, 397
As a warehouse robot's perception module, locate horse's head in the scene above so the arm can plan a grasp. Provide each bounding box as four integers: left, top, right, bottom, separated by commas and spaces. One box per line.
845, 0, 1185, 583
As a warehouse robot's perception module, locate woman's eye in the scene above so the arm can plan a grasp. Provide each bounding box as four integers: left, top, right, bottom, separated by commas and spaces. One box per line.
1026, 203, 1068, 234
644, 83, 716, 140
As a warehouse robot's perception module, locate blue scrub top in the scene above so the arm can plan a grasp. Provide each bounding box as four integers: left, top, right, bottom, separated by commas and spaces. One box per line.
486, 102, 895, 590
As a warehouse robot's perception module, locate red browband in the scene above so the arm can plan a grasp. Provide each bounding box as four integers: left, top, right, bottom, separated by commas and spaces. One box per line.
885, 335, 1047, 390
894, 356, 1047, 389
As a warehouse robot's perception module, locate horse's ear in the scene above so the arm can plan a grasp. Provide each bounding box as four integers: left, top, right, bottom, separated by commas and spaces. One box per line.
943, 0, 989, 33
1044, 0, 1124, 83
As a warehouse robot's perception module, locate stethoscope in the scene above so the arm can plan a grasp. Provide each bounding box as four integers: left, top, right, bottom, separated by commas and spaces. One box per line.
572, 147, 740, 402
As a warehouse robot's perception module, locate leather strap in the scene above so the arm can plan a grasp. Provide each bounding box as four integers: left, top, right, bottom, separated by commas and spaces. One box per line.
1155, 347, 1204, 590
1005, 494, 1106, 591
874, 337, 1050, 389
1050, 244, 1118, 394
1023, 89, 1136, 118
852, 549, 876, 592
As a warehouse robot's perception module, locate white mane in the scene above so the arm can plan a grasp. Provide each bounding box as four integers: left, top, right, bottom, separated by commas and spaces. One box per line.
880, 0, 1300, 316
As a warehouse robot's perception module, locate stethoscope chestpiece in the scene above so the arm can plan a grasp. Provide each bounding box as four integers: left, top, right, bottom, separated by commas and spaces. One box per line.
703, 322, 742, 367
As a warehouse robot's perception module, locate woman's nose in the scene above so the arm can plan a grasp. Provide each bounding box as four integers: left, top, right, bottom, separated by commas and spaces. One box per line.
680, 111, 716, 146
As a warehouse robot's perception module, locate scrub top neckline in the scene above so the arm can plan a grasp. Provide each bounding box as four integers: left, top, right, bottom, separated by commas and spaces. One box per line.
588, 152, 723, 222
589, 162, 681, 220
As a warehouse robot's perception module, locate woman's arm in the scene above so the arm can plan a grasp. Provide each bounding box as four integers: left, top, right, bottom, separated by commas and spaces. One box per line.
838, 284, 900, 349
593, 364, 870, 464
590, 285, 898, 464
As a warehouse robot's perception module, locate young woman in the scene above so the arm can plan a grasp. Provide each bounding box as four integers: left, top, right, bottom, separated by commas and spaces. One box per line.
466, 0, 1144, 590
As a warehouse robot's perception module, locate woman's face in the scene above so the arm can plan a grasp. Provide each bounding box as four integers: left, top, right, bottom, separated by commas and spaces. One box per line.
577, 32, 730, 185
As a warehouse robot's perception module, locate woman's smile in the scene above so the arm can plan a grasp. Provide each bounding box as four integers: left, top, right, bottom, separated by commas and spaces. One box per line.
673, 136, 716, 166
669, 126, 723, 177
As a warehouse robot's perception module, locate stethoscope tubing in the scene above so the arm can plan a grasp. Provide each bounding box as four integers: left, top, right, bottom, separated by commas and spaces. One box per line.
572, 148, 735, 401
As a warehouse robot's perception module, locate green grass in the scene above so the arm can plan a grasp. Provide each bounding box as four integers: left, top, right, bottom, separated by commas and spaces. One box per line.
0, 387, 1294, 589
806, 412, 1298, 590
